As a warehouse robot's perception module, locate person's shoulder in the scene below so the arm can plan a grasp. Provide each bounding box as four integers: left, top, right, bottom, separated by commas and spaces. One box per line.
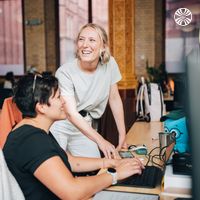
107, 56, 117, 65
56, 59, 78, 76
3, 80, 12, 89
11, 125, 48, 140
109, 56, 115, 61
106, 56, 118, 69
4, 125, 48, 152
58, 59, 77, 71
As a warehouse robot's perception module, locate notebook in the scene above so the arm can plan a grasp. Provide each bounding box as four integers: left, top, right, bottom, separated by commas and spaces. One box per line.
93, 191, 159, 200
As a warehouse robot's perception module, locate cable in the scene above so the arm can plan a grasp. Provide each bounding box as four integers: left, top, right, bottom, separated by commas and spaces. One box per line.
151, 154, 164, 168
146, 142, 175, 167
148, 146, 160, 155
146, 146, 160, 166
146, 145, 169, 167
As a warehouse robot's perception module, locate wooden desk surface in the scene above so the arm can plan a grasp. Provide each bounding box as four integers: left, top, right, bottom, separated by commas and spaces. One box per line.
105, 121, 191, 199
126, 121, 163, 149
106, 121, 163, 195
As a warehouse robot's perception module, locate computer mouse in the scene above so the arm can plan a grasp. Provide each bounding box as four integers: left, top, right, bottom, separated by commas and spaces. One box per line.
128, 144, 148, 155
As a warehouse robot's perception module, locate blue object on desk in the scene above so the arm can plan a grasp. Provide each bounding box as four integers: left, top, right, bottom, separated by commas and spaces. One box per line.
161, 110, 189, 153
135, 148, 148, 155
128, 144, 148, 155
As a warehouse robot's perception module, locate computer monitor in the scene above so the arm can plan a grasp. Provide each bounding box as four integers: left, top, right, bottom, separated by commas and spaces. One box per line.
173, 76, 186, 110
185, 44, 200, 199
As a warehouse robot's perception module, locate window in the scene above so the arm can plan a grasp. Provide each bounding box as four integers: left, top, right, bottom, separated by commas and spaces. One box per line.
59, 0, 108, 65
92, 0, 108, 34
59, 0, 88, 65
0, 0, 24, 75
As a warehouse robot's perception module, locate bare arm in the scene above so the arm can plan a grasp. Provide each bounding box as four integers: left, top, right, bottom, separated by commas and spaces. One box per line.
109, 83, 128, 150
34, 156, 112, 200
34, 156, 144, 200
67, 152, 118, 172
62, 95, 118, 158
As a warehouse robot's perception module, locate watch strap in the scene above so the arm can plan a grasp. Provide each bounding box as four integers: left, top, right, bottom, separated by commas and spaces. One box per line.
106, 170, 117, 185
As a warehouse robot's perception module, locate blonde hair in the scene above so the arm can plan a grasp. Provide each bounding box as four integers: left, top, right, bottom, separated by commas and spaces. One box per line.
75, 23, 111, 64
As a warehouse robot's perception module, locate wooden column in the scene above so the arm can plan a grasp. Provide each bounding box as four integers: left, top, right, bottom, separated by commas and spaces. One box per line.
24, 0, 46, 72
109, 0, 137, 89
99, 0, 138, 146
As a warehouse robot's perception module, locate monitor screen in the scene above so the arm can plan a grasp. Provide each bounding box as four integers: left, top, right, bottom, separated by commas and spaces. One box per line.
186, 44, 200, 199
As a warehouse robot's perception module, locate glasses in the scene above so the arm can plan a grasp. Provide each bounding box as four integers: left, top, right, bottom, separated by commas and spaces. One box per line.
32, 74, 42, 94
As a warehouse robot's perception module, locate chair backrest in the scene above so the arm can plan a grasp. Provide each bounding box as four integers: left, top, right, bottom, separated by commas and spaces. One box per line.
0, 149, 25, 200
0, 97, 22, 148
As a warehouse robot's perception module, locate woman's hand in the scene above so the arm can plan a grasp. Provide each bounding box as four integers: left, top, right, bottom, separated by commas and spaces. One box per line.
97, 137, 120, 159
115, 158, 144, 181
116, 134, 128, 151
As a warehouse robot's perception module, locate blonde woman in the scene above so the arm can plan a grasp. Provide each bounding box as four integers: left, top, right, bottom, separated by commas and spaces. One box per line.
50, 23, 127, 159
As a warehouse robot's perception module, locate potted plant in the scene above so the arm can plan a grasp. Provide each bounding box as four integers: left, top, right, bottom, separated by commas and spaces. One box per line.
146, 61, 168, 93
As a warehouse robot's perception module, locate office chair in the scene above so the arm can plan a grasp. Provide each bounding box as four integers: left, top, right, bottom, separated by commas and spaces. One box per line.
0, 148, 25, 200
0, 97, 22, 148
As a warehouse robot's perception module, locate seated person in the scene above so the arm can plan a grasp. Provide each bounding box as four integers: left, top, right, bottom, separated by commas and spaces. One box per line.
3, 74, 144, 200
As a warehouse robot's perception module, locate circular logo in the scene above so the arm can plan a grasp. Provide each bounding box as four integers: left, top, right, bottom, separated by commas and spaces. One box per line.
174, 8, 192, 26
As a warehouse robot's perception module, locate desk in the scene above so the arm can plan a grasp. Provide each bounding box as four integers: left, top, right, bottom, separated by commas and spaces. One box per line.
105, 121, 192, 200
105, 122, 162, 195
126, 121, 163, 149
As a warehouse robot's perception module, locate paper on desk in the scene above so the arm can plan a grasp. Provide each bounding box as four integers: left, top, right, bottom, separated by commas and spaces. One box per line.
93, 191, 159, 200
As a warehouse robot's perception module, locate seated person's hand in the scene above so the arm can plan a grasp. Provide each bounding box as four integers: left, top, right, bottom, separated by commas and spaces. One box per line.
98, 138, 120, 159
115, 158, 145, 181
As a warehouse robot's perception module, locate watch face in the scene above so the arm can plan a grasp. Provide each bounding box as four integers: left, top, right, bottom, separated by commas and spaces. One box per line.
107, 168, 116, 173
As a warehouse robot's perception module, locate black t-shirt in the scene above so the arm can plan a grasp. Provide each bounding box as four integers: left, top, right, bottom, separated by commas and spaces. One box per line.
3, 125, 72, 200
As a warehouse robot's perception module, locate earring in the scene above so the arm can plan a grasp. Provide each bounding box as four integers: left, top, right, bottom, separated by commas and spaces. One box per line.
99, 49, 104, 63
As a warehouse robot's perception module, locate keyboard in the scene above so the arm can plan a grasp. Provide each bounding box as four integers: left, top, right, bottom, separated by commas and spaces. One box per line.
117, 166, 163, 188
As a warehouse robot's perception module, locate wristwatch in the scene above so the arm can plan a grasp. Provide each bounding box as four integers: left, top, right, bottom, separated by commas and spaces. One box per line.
107, 168, 118, 185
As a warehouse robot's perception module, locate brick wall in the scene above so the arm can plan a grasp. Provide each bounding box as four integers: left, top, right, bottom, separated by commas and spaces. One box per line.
135, 0, 164, 79
24, 0, 58, 74
44, 0, 59, 73
24, 0, 46, 72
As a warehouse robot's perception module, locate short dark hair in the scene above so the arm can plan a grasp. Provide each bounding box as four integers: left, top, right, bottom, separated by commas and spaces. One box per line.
13, 74, 58, 118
